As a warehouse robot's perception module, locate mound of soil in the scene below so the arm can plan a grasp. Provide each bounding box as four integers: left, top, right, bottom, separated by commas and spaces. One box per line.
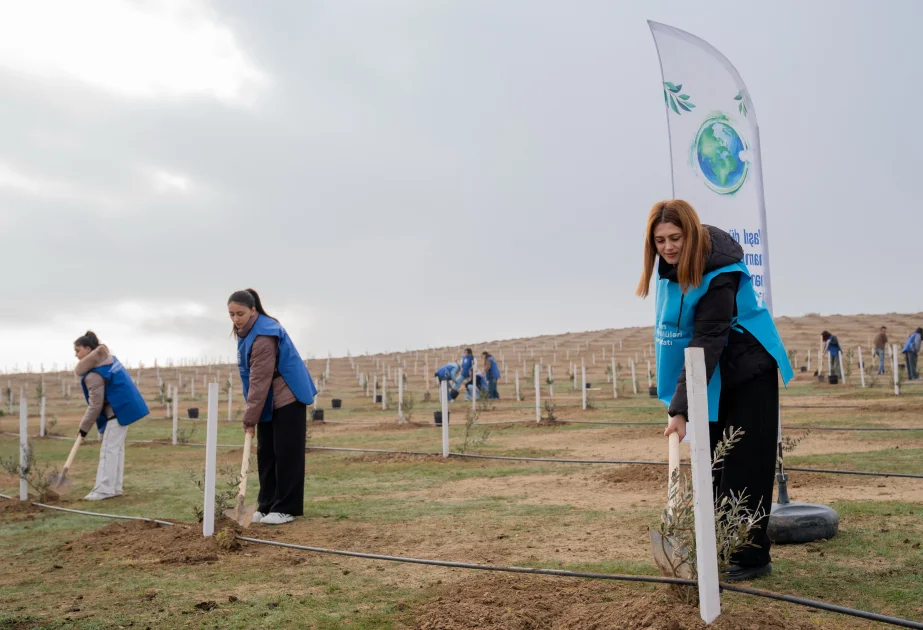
598, 464, 666, 486
412, 573, 809, 629
73, 520, 243, 565
0, 499, 42, 522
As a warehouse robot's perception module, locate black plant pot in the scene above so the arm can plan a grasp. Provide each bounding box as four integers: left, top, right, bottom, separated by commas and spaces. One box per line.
375, 395, 383, 403
817, 374, 825, 383
434, 411, 449, 426
332, 399, 342, 409
800, 366, 807, 373
312, 409, 325, 421
649, 386, 658, 397
828, 375, 839, 385
187, 408, 199, 419
585, 383, 592, 389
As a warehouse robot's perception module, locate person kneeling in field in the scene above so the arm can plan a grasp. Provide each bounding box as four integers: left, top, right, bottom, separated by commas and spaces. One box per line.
230, 289, 317, 526
75, 331, 150, 501
435, 362, 461, 400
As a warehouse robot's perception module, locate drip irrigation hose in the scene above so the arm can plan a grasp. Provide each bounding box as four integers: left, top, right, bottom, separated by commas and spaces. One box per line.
0, 494, 174, 526
236, 536, 923, 629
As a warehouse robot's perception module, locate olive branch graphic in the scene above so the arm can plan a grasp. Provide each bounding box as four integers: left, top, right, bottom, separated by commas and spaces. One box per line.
663, 82, 695, 115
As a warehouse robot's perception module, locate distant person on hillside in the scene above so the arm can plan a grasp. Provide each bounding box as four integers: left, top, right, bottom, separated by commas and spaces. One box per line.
902, 328, 922, 380
455, 348, 474, 392
465, 372, 488, 401
482, 351, 501, 399
230, 288, 317, 526
74, 331, 150, 501
636, 200, 792, 582
435, 362, 461, 400
874, 326, 889, 375
822, 331, 842, 378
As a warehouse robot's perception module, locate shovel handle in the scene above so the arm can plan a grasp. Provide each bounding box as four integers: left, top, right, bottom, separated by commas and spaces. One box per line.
667, 431, 680, 509
238, 431, 252, 497
61, 436, 83, 477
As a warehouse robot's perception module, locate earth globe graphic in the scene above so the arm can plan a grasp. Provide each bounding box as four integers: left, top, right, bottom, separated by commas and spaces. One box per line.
694, 118, 748, 194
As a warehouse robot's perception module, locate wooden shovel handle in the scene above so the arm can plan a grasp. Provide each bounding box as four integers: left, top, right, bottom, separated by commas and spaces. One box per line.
667, 431, 680, 509
60, 436, 83, 477
238, 431, 252, 497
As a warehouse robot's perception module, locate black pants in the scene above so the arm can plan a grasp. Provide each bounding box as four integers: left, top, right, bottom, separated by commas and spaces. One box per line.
256, 402, 307, 516
709, 369, 778, 567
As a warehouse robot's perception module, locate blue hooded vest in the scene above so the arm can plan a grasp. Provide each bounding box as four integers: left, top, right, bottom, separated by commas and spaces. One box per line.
460, 355, 473, 378
435, 363, 459, 381
81, 356, 150, 434
655, 261, 793, 422
486, 356, 500, 379
237, 314, 317, 422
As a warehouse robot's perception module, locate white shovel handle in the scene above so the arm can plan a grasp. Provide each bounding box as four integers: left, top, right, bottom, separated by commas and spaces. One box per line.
61, 436, 83, 476
667, 430, 680, 509
238, 431, 252, 497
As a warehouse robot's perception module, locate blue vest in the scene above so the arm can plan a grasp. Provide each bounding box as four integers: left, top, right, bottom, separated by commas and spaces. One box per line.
655, 262, 793, 421
435, 363, 459, 381
237, 315, 317, 422
486, 356, 500, 379
81, 356, 149, 434
461, 355, 473, 378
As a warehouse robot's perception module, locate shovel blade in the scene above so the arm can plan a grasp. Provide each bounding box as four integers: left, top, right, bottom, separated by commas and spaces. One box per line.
650, 528, 693, 579
45, 473, 74, 497
223, 495, 257, 528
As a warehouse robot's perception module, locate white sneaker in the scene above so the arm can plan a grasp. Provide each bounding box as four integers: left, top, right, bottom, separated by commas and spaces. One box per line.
251, 511, 265, 524
83, 492, 115, 501
260, 512, 294, 525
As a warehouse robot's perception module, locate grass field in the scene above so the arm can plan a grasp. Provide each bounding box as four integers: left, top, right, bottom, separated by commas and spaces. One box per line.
2, 313, 923, 628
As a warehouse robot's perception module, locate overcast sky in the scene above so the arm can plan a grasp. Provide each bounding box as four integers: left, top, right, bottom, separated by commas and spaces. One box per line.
1, 0, 920, 372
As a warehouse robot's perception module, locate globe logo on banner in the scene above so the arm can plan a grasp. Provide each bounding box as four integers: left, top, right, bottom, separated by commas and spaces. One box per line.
692, 115, 749, 195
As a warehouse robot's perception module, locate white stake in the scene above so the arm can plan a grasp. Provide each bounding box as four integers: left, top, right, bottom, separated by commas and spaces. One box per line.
534, 364, 541, 423
807, 349, 811, 373
581, 365, 587, 410
373, 375, 378, 402
893, 344, 900, 395
227, 383, 233, 422
40, 396, 46, 437
441, 380, 449, 458
647, 360, 653, 389
515, 372, 520, 401
630, 360, 638, 394
612, 358, 618, 399
548, 365, 553, 397
172, 386, 179, 445
858, 347, 866, 388
838, 353, 847, 385
684, 348, 721, 624
382, 377, 387, 411
19, 387, 28, 500
202, 383, 219, 537
398, 368, 403, 424
472, 358, 478, 412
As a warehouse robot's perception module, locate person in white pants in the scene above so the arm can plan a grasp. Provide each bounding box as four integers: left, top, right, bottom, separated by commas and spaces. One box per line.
74, 331, 149, 501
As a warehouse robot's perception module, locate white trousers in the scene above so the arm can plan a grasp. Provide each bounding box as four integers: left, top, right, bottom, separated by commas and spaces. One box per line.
92, 421, 128, 496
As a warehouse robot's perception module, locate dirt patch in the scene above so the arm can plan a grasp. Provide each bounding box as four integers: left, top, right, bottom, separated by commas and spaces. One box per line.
71, 519, 243, 565
350, 453, 443, 464
598, 464, 666, 486
0, 499, 43, 522
411, 573, 809, 629
488, 420, 571, 431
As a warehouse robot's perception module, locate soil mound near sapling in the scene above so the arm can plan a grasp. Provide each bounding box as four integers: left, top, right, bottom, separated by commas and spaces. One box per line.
0, 499, 43, 522
413, 573, 810, 630
598, 464, 666, 486
74, 520, 244, 565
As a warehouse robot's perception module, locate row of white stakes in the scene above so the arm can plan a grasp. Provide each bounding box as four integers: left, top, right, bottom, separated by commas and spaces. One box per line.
13, 356, 723, 623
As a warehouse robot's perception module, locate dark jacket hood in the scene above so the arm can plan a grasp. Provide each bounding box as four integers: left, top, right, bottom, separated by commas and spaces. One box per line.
659, 225, 743, 281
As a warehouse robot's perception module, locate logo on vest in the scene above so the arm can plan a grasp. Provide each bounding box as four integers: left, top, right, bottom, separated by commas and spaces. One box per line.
656, 324, 685, 347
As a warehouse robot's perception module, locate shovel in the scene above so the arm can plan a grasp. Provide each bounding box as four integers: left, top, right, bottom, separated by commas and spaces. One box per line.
650, 431, 693, 579
223, 431, 256, 527
45, 436, 83, 500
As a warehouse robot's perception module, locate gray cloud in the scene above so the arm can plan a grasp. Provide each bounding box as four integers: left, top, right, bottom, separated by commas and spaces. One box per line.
2, 0, 922, 369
